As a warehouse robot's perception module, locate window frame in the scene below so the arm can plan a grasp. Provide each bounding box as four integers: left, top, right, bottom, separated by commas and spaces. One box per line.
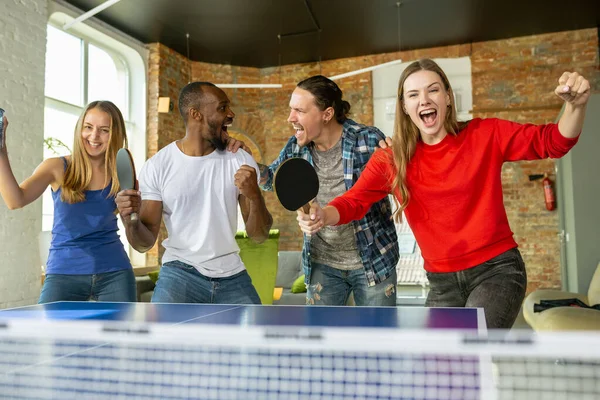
44, 4, 148, 267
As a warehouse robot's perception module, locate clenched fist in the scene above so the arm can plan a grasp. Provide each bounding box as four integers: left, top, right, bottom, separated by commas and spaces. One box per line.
555, 72, 590, 107
116, 187, 141, 224
234, 165, 260, 201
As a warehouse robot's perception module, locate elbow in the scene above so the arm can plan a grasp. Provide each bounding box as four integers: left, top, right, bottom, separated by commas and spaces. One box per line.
250, 234, 268, 244
3, 194, 28, 210
132, 245, 149, 253
247, 227, 269, 244
131, 243, 153, 253
6, 202, 23, 210
248, 216, 273, 244
2, 195, 25, 210
248, 226, 271, 244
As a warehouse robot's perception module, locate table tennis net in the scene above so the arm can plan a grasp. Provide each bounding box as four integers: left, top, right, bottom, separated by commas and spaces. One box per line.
1, 320, 599, 400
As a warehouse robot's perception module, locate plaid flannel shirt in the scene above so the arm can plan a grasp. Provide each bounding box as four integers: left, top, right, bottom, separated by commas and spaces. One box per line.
261, 119, 399, 287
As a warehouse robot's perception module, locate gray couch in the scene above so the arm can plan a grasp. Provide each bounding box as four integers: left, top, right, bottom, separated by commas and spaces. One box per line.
273, 251, 306, 305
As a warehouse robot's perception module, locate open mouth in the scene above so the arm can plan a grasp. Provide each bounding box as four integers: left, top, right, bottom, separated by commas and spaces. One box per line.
419, 109, 437, 128
292, 124, 305, 138
222, 120, 232, 135
87, 141, 102, 148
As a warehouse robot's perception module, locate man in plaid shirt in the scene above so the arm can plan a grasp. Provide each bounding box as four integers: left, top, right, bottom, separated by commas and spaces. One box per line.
259, 75, 399, 306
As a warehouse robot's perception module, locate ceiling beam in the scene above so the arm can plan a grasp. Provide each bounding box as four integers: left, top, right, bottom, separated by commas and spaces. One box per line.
328, 59, 403, 81
63, 0, 122, 30
215, 84, 282, 89
214, 60, 404, 89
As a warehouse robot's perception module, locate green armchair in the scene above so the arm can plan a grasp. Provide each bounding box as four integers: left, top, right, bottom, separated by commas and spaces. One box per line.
140, 230, 280, 304
235, 229, 280, 305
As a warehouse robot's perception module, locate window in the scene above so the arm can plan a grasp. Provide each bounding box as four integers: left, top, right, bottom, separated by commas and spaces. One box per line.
45, 26, 82, 106
43, 24, 130, 231
88, 43, 129, 115
43, 7, 147, 266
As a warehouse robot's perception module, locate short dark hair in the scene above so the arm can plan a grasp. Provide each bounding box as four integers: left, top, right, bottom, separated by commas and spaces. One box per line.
178, 81, 217, 123
296, 75, 351, 124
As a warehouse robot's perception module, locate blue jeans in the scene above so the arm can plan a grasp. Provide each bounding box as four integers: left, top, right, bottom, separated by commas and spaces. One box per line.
425, 248, 527, 329
151, 260, 261, 304
39, 269, 136, 303
307, 262, 397, 306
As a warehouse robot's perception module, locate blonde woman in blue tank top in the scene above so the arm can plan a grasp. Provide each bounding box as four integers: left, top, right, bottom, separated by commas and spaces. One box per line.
0, 101, 135, 303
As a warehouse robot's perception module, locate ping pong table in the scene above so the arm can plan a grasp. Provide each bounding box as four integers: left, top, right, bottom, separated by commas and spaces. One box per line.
2, 302, 599, 400
0, 302, 490, 399
0, 301, 487, 331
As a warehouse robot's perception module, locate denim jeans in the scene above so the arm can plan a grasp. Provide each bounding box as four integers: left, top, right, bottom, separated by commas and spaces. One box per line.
307, 262, 397, 306
151, 260, 261, 304
425, 248, 527, 329
39, 269, 136, 303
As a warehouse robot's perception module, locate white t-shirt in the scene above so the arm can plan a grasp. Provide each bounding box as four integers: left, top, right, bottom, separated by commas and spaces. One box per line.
139, 142, 260, 278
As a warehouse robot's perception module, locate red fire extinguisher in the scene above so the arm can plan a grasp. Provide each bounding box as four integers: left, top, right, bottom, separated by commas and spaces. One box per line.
542, 174, 556, 211
529, 174, 556, 211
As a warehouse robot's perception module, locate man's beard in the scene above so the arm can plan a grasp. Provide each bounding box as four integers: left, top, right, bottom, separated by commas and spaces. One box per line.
208, 121, 227, 151
209, 137, 227, 151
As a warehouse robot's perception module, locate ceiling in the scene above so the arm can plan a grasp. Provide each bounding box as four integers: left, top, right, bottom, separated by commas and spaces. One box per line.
62, 0, 600, 68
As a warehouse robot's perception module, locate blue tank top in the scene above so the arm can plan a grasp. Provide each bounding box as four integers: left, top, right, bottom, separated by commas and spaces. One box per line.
46, 159, 131, 275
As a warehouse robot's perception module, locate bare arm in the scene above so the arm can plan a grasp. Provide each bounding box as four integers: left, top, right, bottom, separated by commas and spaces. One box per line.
116, 188, 163, 253
239, 193, 273, 243
257, 163, 270, 187
0, 151, 62, 210
0, 116, 62, 209
555, 71, 591, 139
236, 165, 272, 243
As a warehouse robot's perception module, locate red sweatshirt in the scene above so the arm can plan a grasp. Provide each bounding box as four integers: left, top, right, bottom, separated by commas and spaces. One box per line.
330, 118, 579, 273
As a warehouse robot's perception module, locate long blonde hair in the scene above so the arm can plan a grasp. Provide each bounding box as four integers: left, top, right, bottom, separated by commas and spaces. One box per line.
61, 101, 128, 203
391, 59, 466, 222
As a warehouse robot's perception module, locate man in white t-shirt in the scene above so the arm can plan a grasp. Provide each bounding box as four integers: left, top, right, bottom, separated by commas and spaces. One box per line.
116, 82, 273, 304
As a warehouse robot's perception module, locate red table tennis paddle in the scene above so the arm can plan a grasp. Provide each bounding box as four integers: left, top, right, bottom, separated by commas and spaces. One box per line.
273, 157, 319, 213
116, 148, 138, 221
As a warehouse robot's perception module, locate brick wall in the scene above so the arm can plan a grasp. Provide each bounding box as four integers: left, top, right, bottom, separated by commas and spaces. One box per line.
146, 43, 191, 265
147, 29, 599, 293
0, 0, 47, 308
471, 29, 600, 292
177, 45, 472, 254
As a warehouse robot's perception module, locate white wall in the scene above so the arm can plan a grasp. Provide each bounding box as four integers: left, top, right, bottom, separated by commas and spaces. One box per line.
0, 0, 48, 308
558, 94, 600, 294
373, 57, 473, 137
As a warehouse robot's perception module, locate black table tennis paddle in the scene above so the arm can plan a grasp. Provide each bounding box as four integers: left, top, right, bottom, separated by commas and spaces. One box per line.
116, 148, 138, 221
273, 157, 319, 213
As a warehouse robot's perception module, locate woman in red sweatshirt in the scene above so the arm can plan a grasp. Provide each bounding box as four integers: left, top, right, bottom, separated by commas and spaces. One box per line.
297, 58, 589, 329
